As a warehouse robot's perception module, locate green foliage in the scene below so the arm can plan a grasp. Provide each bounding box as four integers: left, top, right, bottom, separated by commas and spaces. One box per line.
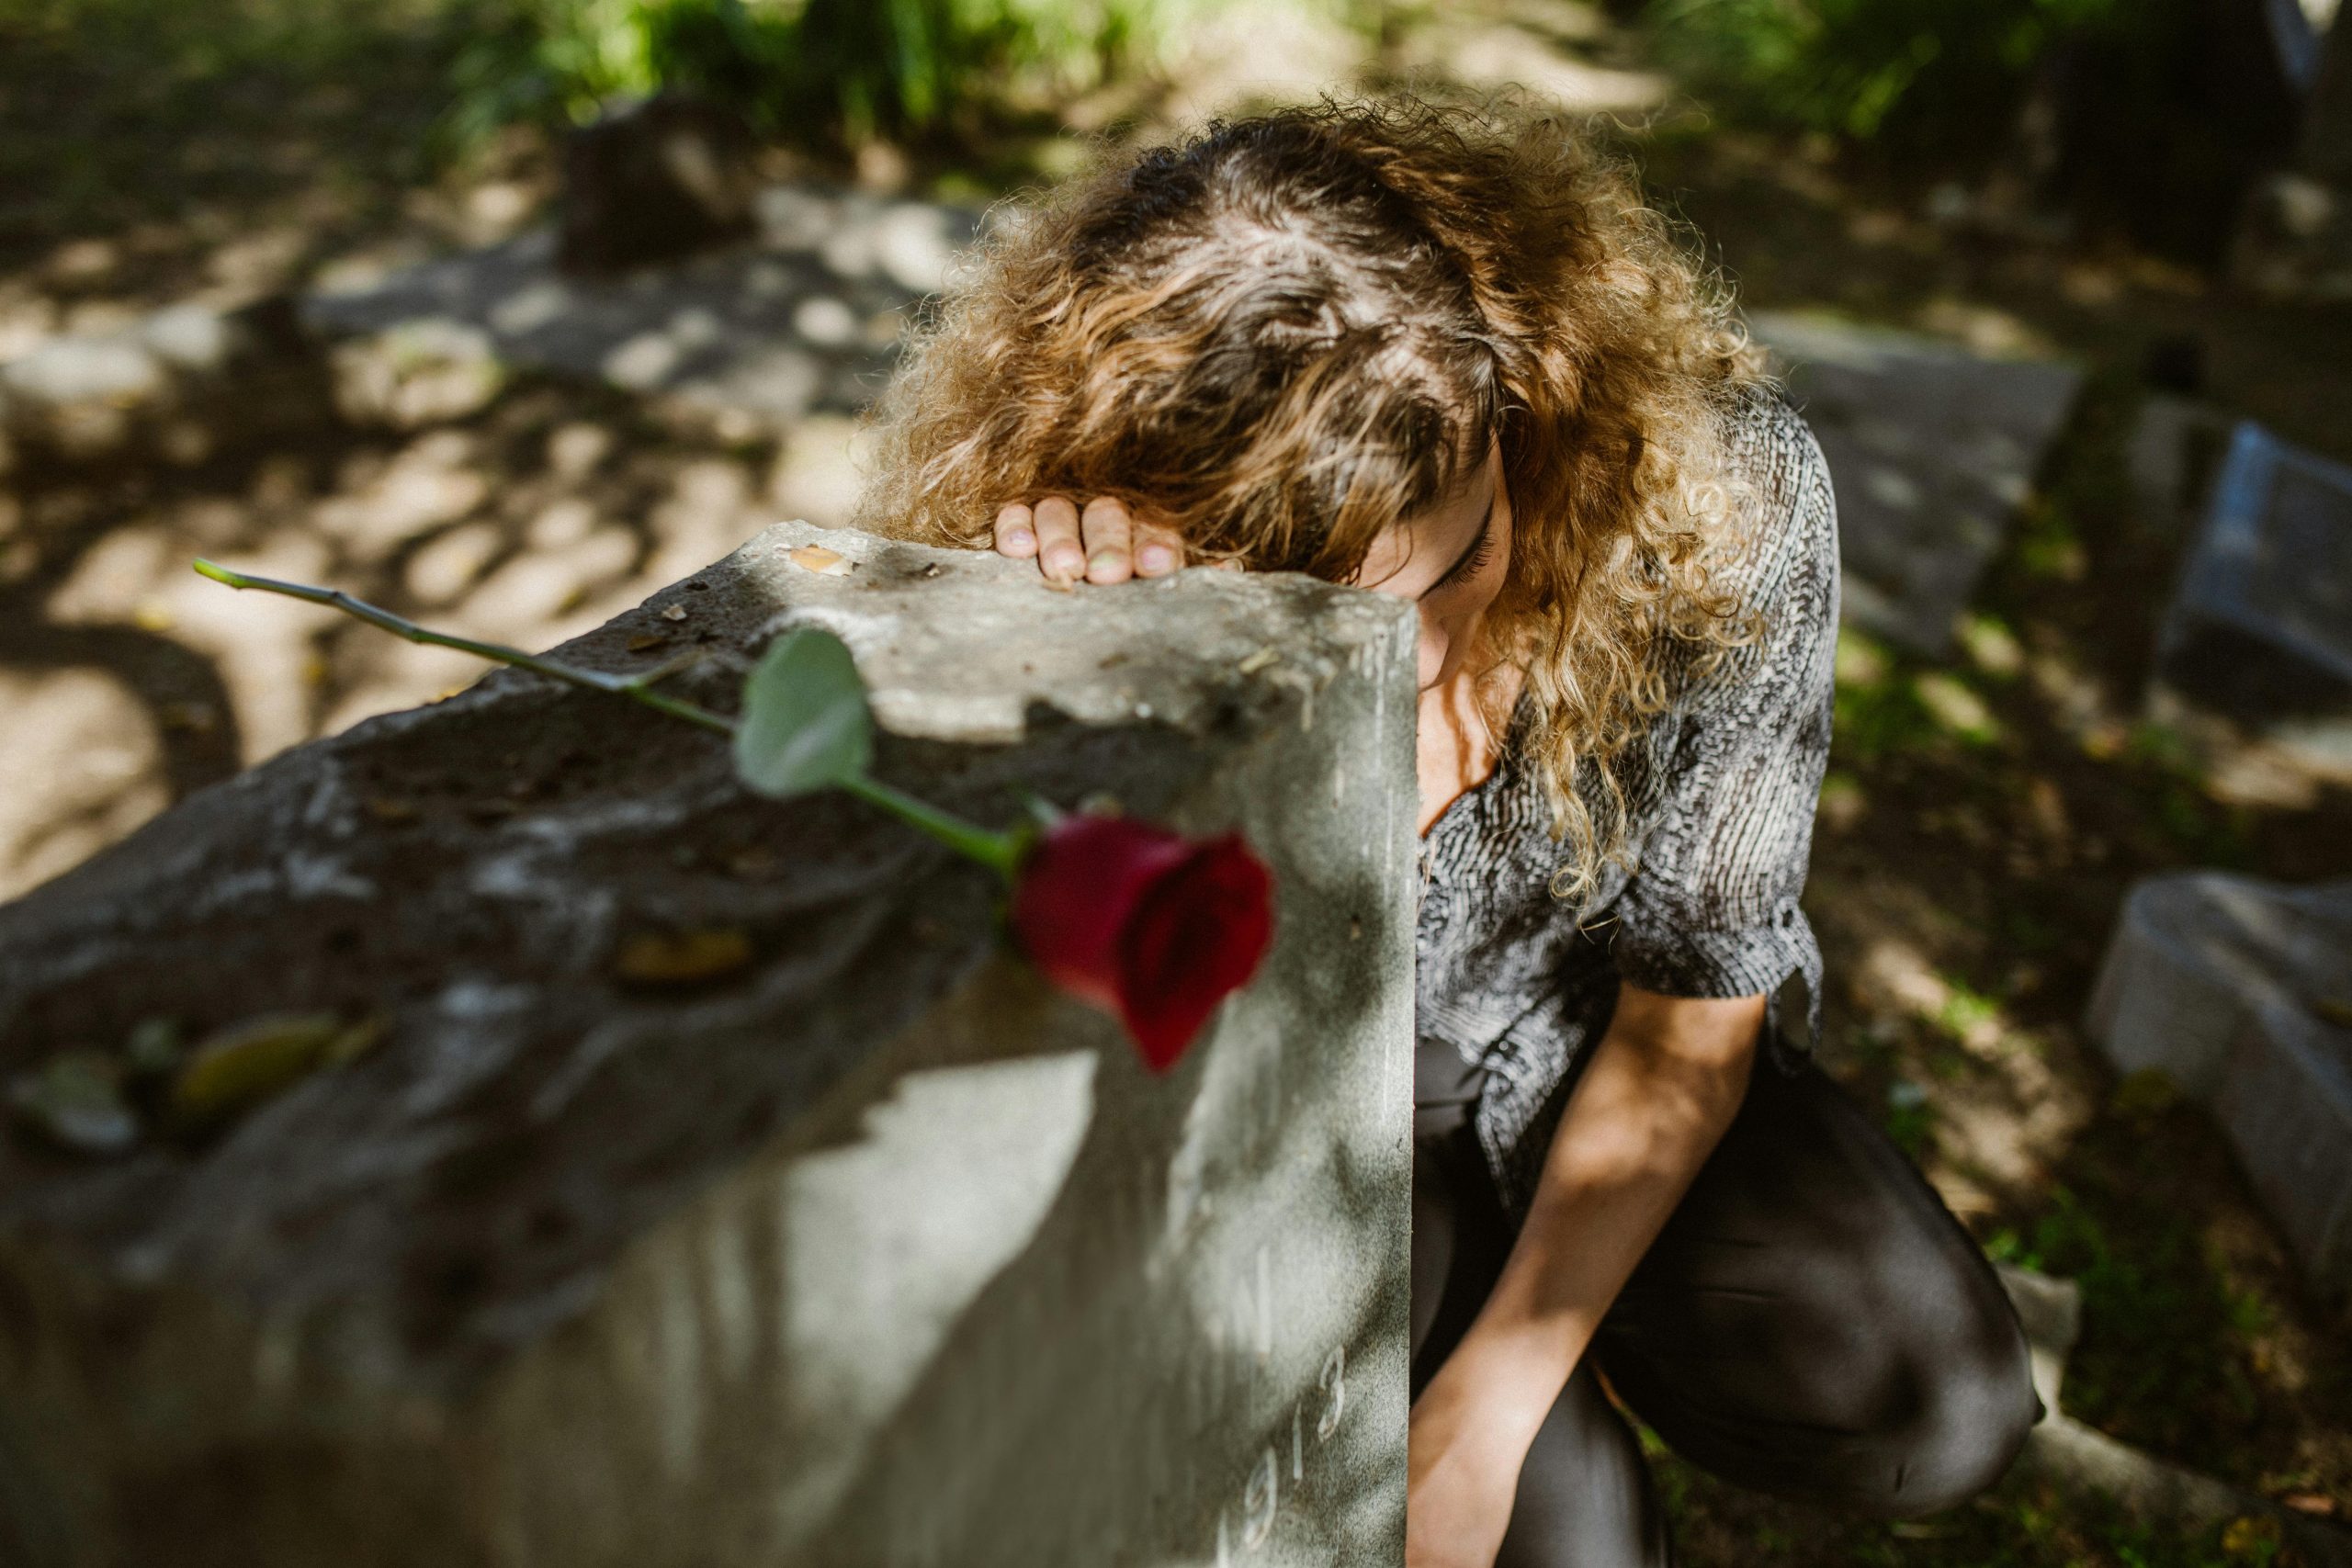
733, 626, 875, 797
1987, 1180, 2266, 1472
1657, 1446, 2281, 1566
443, 0, 1202, 152
1647, 0, 2145, 160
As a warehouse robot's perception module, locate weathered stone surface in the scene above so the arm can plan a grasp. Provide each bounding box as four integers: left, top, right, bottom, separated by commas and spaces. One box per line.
0, 522, 1419, 1566
305, 185, 981, 427
2086, 872, 2352, 1296
1749, 310, 2084, 657
2155, 420, 2352, 771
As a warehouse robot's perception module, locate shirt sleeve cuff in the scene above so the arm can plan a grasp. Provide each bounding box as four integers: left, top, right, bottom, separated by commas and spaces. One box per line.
1610, 906, 1824, 1071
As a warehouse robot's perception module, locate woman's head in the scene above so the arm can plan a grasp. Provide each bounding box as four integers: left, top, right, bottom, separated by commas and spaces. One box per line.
859, 95, 1768, 897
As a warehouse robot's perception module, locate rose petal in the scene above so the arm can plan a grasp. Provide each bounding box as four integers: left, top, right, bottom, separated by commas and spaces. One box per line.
1115, 837, 1272, 1072
1010, 815, 1192, 1012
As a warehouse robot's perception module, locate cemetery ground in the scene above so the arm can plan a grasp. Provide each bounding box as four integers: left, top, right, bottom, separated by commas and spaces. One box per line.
6, 1, 2352, 1562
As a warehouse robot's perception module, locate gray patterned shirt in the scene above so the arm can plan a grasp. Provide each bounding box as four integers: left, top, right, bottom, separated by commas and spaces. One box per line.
1414, 386, 1840, 1224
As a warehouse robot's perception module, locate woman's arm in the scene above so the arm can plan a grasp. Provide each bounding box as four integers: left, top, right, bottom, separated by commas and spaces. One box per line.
1406, 983, 1766, 1568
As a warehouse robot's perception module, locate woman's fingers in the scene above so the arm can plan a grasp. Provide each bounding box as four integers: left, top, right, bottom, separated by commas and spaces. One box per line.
997, 496, 1192, 583
1134, 522, 1183, 579
1080, 497, 1136, 584
1032, 496, 1085, 583
992, 502, 1037, 558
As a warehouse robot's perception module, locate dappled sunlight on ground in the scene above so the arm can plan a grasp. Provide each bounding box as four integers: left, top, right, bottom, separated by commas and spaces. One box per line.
2, 380, 797, 900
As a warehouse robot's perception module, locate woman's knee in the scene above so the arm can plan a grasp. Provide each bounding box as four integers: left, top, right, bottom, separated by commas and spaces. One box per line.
1849, 1303, 2043, 1518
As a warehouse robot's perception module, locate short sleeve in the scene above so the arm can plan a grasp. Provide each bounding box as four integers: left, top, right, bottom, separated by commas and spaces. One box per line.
1607, 393, 1839, 1071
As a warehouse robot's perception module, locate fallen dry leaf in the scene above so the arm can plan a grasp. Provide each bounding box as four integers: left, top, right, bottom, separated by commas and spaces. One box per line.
660, 604, 690, 623
613, 928, 754, 985
171, 1012, 347, 1132
788, 545, 851, 576
2282, 1493, 2339, 1517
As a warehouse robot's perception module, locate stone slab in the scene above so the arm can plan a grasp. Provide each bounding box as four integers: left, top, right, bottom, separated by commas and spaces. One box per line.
302, 186, 981, 427
1749, 310, 2085, 657
2086, 872, 2352, 1296
2156, 420, 2352, 769
0, 522, 1419, 1566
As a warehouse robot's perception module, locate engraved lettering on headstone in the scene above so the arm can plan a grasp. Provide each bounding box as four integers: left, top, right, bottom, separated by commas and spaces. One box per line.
1254, 1245, 1272, 1363
1316, 1345, 1346, 1440
1242, 1447, 1278, 1550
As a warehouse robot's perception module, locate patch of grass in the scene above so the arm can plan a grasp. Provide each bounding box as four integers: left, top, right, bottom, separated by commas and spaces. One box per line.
1655, 1446, 2282, 1566
1832, 629, 1947, 762
1932, 973, 2002, 1040
1986, 1165, 2269, 1476
0, 0, 475, 276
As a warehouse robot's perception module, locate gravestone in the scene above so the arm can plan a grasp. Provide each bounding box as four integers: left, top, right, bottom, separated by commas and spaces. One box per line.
2235, 11, 2352, 299
2124, 393, 2233, 542
2087, 871, 2352, 1298
557, 96, 760, 276
2154, 420, 2352, 772
0, 523, 1419, 1566
1748, 311, 2084, 658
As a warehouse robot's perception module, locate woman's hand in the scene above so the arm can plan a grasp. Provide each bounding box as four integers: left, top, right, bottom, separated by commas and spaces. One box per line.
1407, 1367, 1532, 1568
991, 496, 1192, 586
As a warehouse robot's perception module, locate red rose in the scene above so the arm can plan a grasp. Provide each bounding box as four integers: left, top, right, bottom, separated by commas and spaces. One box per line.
1008, 814, 1274, 1073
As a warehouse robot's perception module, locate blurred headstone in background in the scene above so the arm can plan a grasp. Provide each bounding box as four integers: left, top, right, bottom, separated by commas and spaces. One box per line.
557, 96, 761, 276
2034, 0, 2311, 265
2088, 872, 2352, 1301
2154, 420, 2352, 772
2125, 393, 2236, 542
2235, 2, 2352, 298
1748, 310, 2084, 658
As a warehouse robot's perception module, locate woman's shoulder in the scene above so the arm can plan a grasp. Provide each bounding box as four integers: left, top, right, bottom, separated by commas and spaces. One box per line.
1660, 380, 1839, 713
1725, 380, 1835, 543
1710, 379, 1839, 613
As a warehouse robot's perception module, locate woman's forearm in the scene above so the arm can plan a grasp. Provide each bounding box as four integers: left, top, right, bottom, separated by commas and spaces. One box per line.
1413, 986, 1767, 1462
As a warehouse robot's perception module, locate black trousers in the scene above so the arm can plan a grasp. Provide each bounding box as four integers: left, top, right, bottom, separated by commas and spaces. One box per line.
1409, 1041, 2044, 1567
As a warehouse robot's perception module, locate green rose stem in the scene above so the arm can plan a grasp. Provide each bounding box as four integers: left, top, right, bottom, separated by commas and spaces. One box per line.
191, 559, 1023, 879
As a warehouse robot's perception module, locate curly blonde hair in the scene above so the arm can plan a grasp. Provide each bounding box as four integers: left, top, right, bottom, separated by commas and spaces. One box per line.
855, 94, 1770, 902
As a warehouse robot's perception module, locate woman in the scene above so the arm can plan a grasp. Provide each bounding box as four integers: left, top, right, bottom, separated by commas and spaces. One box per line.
857, 96, 2041, 1567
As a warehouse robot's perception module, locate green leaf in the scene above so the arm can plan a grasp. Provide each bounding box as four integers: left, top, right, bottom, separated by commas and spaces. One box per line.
734, 626, 874, 798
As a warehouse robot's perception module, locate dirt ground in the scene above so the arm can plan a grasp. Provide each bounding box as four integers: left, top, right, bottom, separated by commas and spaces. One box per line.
5, 0, 2351, 1562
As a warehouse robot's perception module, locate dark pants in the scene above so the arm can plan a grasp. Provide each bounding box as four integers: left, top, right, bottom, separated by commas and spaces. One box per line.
1409, 1042, 2044, 1567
